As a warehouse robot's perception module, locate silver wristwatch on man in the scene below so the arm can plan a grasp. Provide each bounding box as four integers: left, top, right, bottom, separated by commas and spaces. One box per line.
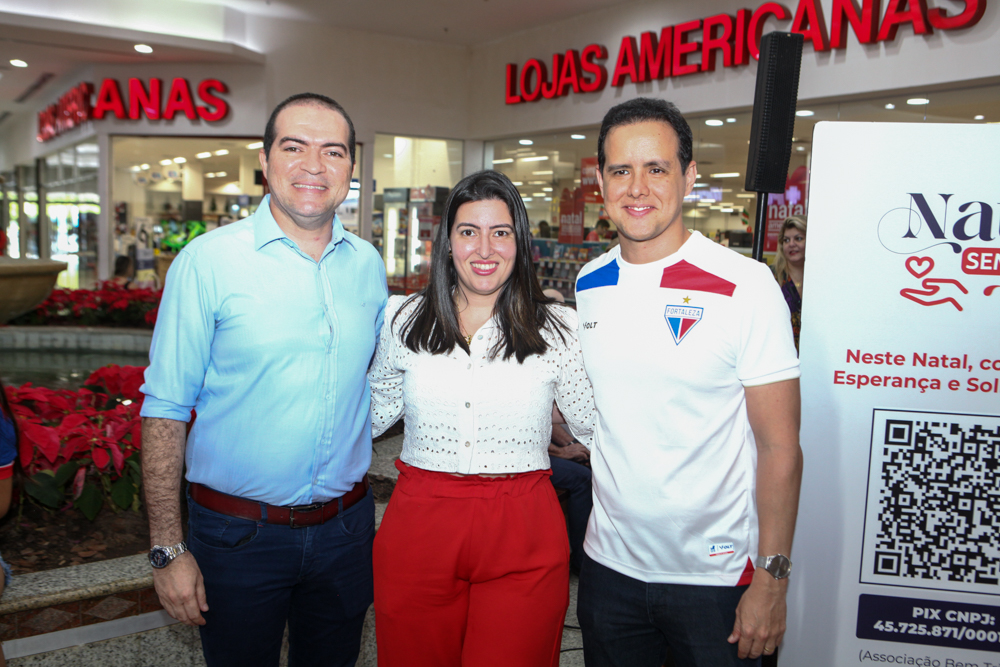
754, 554, 793, 579
149, 541, 188, 569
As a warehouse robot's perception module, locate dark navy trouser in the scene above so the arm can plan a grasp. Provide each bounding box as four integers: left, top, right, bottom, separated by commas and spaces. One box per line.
548, 455, 592, 573
577, 553, 761, 667
186, 486, 375, 667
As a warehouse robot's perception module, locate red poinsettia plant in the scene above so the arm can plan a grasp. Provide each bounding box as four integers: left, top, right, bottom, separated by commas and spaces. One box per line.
7, 365, 146, 520
9, 282, 162, 329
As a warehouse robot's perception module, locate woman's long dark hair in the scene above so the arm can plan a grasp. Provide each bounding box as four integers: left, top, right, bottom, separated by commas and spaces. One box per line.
395, 169, 567, 363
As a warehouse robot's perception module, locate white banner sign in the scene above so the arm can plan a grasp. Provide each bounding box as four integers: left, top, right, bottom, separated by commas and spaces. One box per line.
785, 122, 1000, 667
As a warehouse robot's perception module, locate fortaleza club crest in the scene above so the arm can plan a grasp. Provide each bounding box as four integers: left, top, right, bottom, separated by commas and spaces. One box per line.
664, 305, 703, 344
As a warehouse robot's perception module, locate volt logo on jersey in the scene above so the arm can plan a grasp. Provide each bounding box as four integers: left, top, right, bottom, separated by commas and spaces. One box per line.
664, 305, 703, 344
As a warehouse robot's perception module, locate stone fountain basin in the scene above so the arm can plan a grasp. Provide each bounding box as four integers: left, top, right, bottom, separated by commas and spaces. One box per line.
0, 257, 68, 324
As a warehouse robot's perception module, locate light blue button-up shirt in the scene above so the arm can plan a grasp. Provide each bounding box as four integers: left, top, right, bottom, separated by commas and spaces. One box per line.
140, 196, 388, 506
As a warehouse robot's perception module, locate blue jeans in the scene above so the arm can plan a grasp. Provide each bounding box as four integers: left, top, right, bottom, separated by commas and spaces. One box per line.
187, 486, 375, 667
548, 455, 592, 573
577, 554, 760, 667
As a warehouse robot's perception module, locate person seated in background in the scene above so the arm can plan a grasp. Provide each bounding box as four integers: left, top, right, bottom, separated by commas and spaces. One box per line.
773, 216, 807, 351
110, 255, 134, 288
541, 288, 593, 576
586, 218, 612, 241
550, 407, 592, 575
537, 220, 551, 238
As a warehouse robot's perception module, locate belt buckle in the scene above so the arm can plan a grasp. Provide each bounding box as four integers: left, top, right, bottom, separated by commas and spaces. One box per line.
288, 502, 324, 529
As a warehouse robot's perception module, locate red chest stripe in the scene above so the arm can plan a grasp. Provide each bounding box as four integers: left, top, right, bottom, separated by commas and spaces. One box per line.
660, 260, 736, 297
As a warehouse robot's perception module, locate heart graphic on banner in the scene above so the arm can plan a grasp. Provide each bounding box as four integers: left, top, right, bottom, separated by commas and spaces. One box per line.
905, 256, 934, 279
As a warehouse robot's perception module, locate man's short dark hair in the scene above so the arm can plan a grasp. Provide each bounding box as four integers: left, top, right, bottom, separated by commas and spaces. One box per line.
263, 93, 356, 164
597, 98, 693, 174
595, 218, 611, 229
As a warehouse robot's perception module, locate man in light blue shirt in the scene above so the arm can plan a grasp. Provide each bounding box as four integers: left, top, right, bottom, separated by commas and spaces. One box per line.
141, 93, 387, 667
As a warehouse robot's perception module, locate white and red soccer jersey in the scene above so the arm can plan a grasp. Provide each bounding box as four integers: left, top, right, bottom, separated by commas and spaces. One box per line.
575, 231, 800, 586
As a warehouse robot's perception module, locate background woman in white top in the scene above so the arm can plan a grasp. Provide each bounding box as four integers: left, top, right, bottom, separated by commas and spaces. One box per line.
369, 170, 595, 667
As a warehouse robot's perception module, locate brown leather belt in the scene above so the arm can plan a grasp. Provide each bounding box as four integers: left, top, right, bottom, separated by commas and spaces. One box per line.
190, 478, 370, 529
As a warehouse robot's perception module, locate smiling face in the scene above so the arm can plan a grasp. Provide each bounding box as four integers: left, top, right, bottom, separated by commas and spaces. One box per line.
596, 120, 697, 263
259, 102, 353, 231
781, 227, 806, 265
449, 199, 517, 307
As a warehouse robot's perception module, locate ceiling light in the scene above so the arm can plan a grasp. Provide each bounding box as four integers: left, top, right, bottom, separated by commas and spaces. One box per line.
710, 172, 740, 178
532, 170, 553, 175
796, 146, 806, 152
544, 197, 552, 201
721, 208, 734, 213
492, 158, 513, 164
570, 134, 586, 140
705, 119, 724, 126
245, 141, 263, 150
159, 159, 172, 166
974, 115, 985, 120
205, 172, 215, 178
726, 118, 736, 123
521, 197, 533, 202
885, 103, 895, 109
795, 110, 814, 117
696, 174, 702, 179
196, 152, 212, 159
215, 171, 227, 178
528, 181, 546, 185
521, 156, 548, 162
697, 201, 712, 207
907, 98, 930, 105
134, 44, 153, 54
533, 192, 546, 197
129, 166, 142, 172
542, 187, 552, 192
173, 157, 187, 164
140, 164, 150, 170
692, 183, 709, 188
519, 139, 534, 146
214, 149, 229, 156
9, 59, 27, 68
737, 193, 755, 198
511, 181, 523, 186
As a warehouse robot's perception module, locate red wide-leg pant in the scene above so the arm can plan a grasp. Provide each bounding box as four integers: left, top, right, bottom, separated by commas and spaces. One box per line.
373, 460, 570, 667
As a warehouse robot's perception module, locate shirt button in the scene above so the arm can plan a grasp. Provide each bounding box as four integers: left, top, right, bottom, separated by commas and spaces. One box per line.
477, 335, 483, 340
465, 441, 471, 447
467, 363, 471, 369
465, 402, 471, 408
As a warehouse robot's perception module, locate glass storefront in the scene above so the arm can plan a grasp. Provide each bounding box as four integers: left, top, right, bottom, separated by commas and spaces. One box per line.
372, 134, 462, 292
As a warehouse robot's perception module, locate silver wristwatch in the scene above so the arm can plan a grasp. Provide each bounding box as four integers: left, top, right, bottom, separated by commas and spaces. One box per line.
149, 542, 188, 569
754, 554, 792, 579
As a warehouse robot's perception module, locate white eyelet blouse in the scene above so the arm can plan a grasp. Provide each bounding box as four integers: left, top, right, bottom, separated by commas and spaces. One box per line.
369, 294, 596, 474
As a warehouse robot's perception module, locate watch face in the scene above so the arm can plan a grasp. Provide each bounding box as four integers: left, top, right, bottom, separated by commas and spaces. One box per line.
769, 555, 792, 578
149, 548, 170, 569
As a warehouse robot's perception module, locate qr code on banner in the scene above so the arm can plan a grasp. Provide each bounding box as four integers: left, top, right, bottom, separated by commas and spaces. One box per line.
860, 409, 1000, 596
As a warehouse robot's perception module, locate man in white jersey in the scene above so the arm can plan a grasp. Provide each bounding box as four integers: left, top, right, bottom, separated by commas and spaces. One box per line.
575, 97, 803, 666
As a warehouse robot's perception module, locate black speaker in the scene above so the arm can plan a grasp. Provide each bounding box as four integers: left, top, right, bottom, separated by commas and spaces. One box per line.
744, 32, 804, 194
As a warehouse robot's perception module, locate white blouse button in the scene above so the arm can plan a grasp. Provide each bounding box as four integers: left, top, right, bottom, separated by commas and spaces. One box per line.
465, 441, 471, 447
477, 335, 483, 340
465, 402, 471, 408
467, 363, 471, 369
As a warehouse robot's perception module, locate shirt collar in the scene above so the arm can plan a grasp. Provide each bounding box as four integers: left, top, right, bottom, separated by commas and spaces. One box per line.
253, 194, 359, 253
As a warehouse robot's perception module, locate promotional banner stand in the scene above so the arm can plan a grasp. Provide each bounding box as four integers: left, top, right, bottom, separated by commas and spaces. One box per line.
743, 31, 803, 262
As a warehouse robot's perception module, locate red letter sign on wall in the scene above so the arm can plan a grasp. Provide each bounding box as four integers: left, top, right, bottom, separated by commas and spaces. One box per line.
38, 77, 230, 141
502, 0, 986, 104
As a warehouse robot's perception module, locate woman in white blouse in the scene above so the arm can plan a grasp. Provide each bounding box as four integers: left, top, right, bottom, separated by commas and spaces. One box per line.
369, 170, 595, 667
